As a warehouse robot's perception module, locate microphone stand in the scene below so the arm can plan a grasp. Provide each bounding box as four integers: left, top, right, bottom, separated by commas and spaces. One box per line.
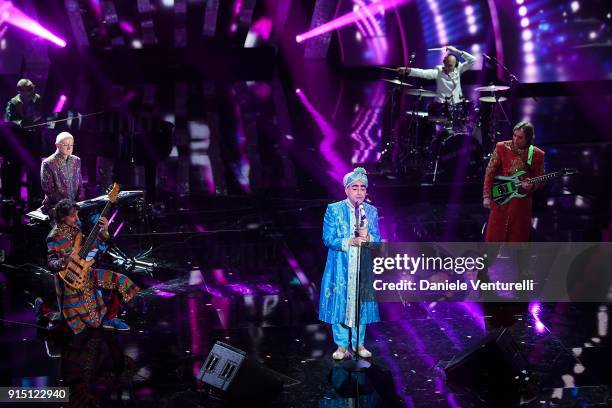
384, 81, 401, 169
486, 55, 536, 132
493, 57, 537, 102
398, 53, 420, 172
22, 111, 106, 129
341, 203, 371, 372
482, 56, 511, 148
382, 59, 412, 173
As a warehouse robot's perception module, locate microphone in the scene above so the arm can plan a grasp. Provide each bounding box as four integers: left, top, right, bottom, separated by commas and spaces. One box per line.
359, 204, 367, 228
354, 202, 361, 237
354, 201, 367, 236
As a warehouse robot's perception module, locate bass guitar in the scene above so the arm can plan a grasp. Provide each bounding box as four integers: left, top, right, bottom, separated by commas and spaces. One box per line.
58, 183, 120, 290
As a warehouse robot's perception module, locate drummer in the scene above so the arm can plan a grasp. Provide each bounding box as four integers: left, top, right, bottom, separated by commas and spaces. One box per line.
396, 45, 476, 104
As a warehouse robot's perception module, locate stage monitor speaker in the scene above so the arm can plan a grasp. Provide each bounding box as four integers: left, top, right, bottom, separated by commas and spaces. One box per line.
444, 328, 527, 389
197, 341, 284, 402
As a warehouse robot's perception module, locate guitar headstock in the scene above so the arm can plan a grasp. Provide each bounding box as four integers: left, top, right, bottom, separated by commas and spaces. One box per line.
107, 182, 121, 203
560, 168, 578, 176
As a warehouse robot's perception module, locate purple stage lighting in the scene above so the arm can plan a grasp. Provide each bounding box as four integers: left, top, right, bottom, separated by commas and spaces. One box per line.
0, 1, 67, 47
52, 94, 67, 113
112, 221, 125, 239
528, 302, 540, 315
296, 0, 411, 44
295, 88, 351, 184
251, 17, 272, 41
529, 302, 547, 334
119, 20, 135, 34
153, 289, 176, 298
107, 209, 119, 225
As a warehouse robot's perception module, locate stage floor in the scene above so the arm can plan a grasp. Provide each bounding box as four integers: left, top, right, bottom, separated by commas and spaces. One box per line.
0, 195, 610, 407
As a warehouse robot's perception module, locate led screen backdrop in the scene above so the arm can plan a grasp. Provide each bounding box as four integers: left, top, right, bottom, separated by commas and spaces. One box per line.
336, 0, 611, 83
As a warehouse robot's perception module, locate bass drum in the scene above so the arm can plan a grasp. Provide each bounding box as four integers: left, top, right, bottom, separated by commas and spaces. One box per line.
432, 133, 483, 180
448, 100, 473, 123
427, 102, 449, 123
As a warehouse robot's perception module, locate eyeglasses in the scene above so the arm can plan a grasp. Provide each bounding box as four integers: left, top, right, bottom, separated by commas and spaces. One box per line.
58, 143, 74, 148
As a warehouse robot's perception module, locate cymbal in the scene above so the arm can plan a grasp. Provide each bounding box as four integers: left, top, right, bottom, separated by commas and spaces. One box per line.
382, 78, 413, 87
479, 96, 508, 103
405, 88, 438, 97
474, 85, 510, 92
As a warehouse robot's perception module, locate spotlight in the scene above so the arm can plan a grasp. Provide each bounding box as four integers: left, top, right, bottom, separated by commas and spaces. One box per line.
570, 1, 579, 13
295, 0, 410, 44
1, 1, 67, 47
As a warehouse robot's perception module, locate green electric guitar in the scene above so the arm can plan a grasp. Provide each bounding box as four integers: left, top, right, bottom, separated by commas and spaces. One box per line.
491, 168, 578, 205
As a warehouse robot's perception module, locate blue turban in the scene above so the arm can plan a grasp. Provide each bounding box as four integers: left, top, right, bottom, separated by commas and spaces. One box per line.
343, 167, 368, 188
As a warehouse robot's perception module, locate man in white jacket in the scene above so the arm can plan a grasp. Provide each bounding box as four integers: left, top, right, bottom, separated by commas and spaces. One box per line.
397, 45, 477, 103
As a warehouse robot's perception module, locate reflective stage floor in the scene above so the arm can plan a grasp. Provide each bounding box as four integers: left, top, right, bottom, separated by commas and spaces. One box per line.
1, 191, 610, 407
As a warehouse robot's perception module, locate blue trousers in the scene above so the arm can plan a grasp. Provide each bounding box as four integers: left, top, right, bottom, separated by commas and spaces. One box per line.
332, 323, 366, 349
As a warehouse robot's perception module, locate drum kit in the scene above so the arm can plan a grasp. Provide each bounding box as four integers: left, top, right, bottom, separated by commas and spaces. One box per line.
381, 70, 511, 181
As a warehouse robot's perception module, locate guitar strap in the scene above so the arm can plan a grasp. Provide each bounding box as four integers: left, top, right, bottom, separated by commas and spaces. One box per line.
527, 145, 534, 166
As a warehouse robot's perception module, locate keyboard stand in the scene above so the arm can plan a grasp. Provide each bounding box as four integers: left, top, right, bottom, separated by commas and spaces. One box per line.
106, 240, 156, 276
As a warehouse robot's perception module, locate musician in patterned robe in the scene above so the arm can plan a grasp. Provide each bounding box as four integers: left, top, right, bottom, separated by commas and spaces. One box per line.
47, 199, 139, 334
483, 121, 545, 242
40, 132, 85, 213
319, 167, 382, 360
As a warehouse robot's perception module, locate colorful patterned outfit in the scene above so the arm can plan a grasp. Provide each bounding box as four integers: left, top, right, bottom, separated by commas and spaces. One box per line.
483, 140, 545, 242
41, 151, 85, 211
319, 199, 381, 348
47, 223, 139, 335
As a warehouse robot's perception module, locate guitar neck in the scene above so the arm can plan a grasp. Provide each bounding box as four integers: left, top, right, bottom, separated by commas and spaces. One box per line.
77, 201, 112, 258
527, 171, 562, 185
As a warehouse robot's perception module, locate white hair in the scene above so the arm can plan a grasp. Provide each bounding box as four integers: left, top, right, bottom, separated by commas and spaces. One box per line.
55, 132, 74, 144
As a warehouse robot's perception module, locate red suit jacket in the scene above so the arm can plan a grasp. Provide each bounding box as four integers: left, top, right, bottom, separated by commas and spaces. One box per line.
483, 141, 545, 242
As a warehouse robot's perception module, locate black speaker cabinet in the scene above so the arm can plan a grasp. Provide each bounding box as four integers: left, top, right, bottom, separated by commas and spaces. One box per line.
444, 328, 527, 389
198, 342, 283, 402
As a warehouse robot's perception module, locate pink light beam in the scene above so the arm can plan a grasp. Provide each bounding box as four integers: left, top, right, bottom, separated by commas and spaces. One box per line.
0, 1, 67, 47
296, 0, 411, 43
52, 94, 67, 113
295, 88, 351, 183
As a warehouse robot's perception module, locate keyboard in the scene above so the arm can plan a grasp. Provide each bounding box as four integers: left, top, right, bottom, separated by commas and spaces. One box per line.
26, 191, 144, 223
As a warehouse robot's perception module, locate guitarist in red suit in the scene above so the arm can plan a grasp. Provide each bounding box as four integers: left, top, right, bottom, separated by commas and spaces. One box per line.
483, 121, 545, 242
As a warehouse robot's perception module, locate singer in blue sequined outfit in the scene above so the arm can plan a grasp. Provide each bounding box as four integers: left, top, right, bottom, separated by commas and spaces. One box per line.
319, 167, 381, 360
